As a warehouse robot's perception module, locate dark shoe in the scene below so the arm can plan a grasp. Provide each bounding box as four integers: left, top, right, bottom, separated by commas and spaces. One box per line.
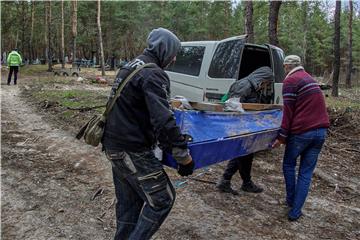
216, 179, 239, 195
288, 213, 302, 222
7, 83, 10, 85
241, 181, 263, 193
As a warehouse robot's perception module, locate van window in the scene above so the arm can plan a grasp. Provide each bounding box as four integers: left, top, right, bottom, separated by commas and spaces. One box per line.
166, 46, 205, 76
208, 40, 242, 79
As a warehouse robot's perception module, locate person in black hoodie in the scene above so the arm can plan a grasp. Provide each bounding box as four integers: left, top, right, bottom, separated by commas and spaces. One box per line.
102, 28, 194, 240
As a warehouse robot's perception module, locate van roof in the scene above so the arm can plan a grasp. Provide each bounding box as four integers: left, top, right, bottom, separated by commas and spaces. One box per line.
181, 35, 246, 45
181, 40, 217, 45
181, 37, 283, 52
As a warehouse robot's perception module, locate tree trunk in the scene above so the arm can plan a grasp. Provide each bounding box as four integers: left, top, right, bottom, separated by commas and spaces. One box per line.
345, 0, 353, 88
30, 1, 35, 62
14, 3, 20, 49
44, 3, 47, 63
21, 2, 26, 58
72, 0, 78, 67
60, 0, 65, 69
244, 1, 254, 43
46, 1, 52, 72
15, 31, 19, 49
301, 1, 309, 67
223, 2, 230, 37
332, 0, 341, 97
268, 1, 282, 46
97, 0, 105, 76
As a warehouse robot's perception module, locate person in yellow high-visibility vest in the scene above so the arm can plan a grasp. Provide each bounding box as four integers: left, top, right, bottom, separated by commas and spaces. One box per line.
7, 48, 22, 85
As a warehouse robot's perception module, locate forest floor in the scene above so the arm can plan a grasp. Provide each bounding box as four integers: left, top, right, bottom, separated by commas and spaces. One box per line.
1, 65, 360, 240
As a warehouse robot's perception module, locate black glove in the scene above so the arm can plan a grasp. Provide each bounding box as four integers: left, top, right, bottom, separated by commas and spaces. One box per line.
183, 134, 193, 143
177, 160, 195, 176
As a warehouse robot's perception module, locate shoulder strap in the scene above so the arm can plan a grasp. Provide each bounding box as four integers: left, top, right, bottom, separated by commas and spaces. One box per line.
103, 63, 157, 118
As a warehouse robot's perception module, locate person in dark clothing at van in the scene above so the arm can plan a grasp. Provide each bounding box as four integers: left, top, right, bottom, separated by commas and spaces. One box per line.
217, 66, 274, 195
102, 28, 194, 240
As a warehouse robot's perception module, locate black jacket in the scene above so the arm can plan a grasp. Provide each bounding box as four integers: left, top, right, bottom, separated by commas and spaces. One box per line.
102, 52, 186, 152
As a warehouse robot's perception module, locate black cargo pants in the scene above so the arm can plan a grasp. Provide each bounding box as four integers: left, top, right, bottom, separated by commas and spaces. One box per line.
7, 66, 19, 85
106, 150, 176, 240
222, 153, 254, 184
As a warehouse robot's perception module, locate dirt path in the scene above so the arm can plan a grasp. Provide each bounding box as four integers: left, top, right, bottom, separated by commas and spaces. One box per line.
1, 84, 360, 240
1, 85, 114, 240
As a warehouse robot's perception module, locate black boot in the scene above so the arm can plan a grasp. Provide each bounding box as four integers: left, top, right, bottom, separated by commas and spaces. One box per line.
241, 180, 263, 193
216, 178, 239, 195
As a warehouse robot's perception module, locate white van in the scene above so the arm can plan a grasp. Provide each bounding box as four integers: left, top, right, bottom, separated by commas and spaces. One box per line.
165, 35, 286, 104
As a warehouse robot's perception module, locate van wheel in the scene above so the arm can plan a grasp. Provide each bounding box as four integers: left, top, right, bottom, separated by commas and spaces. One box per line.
72, 72, 79, 77
54, 72, 59, 76
63, 72, 69, 76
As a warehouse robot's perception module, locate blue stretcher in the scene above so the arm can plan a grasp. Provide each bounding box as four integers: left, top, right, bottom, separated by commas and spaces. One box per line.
163, 109, 282, 170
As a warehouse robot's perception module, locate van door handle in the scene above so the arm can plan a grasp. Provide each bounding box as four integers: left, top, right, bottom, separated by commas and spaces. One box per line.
276, 96, 280, 104
206, 88, 219, 91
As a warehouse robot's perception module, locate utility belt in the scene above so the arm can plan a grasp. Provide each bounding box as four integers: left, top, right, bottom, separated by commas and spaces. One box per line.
106, 150, 138, 174
106, 149, 165, 180
105, 145, 163, 161
105, 151, 126, 160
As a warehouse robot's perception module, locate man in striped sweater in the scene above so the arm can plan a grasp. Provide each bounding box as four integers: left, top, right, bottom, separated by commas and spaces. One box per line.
272, 55, 329, 221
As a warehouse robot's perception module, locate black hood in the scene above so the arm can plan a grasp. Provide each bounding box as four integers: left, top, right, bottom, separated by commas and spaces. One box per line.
247, 66, 274, 83
144, 28, 181, 68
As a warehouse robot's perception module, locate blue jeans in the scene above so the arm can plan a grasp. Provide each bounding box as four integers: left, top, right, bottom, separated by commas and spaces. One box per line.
283, 128, 327, 219
106, 150, 176, 240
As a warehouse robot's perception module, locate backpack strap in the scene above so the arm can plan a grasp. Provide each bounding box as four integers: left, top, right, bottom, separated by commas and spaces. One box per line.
75, 63, 157, 140
103, 63, 157, 118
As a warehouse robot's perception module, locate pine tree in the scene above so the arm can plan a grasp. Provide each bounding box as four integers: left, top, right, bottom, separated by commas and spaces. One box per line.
332, 0, 341, 97
268, 1, 282, 46
61, 0, 65, 69
346, 0, 353, 88
97, 0, 105, 76
71, 0, 77, 67
245, 1, 254, 43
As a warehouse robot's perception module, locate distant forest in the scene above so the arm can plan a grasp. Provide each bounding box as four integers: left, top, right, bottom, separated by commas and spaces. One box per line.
1, 1, 359, 81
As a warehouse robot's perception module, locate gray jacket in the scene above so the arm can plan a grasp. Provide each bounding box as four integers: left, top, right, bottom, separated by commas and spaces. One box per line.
228, 66, 274, 103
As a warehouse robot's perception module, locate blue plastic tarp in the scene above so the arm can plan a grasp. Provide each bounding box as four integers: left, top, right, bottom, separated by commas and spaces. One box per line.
163, 109, 282, 169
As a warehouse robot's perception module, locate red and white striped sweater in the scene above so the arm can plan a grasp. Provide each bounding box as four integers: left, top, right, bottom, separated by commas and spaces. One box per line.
278, 67, 330, 142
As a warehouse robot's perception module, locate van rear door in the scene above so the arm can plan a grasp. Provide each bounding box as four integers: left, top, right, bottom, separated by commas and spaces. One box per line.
265, 44, 285, 104
204, 36, 247, 102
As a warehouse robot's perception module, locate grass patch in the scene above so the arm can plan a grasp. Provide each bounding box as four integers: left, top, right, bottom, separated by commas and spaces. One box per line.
29, 76, 75, 85
32, 89, 108, 109
324, 87, 360, 111
20, 65, 49, 75
62, 110, 75, 118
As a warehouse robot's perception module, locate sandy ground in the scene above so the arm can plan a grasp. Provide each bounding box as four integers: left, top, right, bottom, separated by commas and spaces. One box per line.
1, 79, 359, 240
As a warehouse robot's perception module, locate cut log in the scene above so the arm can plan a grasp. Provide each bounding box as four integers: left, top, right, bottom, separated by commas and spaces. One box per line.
241, 103, 283, 111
